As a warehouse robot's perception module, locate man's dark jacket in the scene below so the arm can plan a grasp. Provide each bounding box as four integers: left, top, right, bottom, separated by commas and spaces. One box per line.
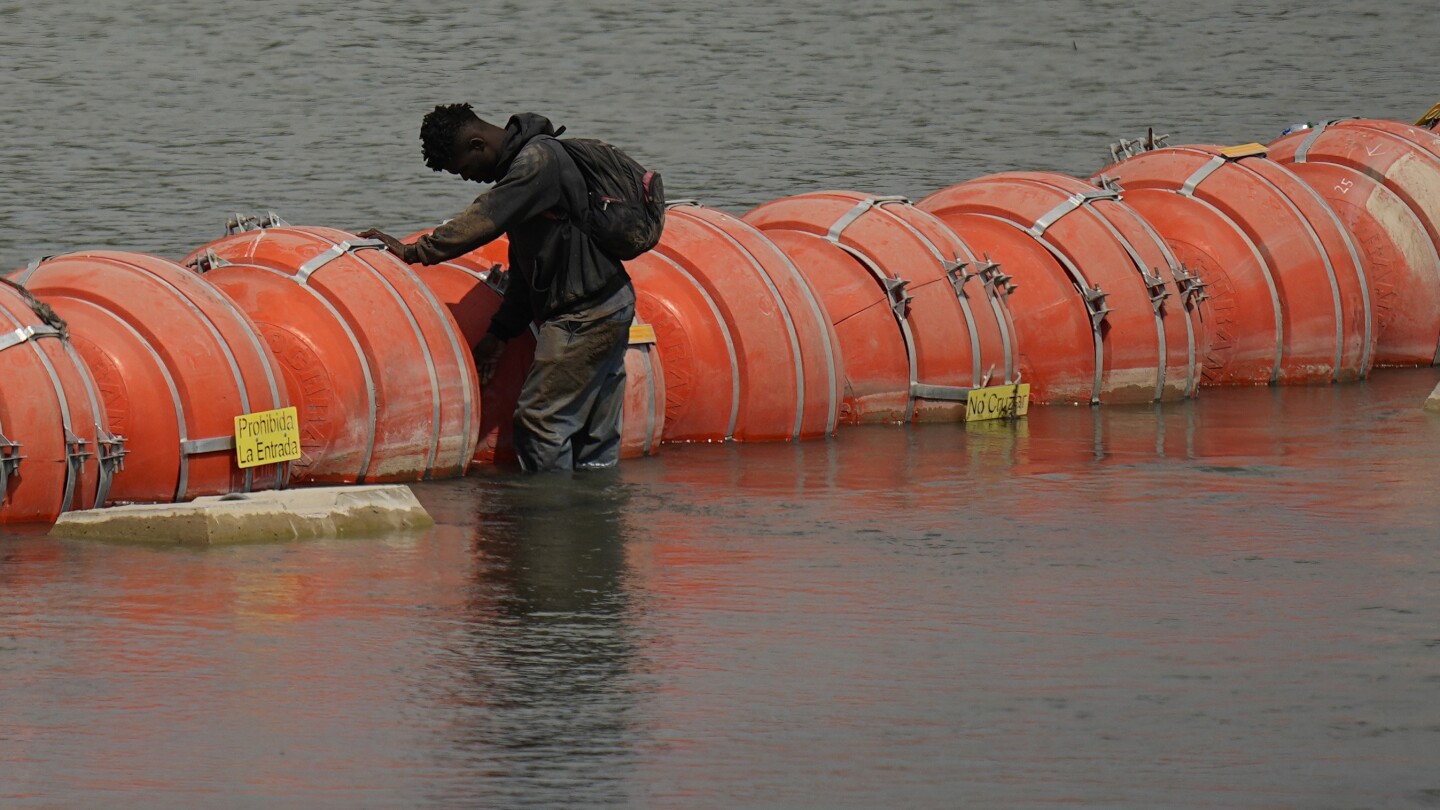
401, 113, 630, 341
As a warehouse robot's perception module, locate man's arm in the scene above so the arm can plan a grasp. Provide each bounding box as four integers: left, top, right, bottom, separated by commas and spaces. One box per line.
363, 143, 565, 266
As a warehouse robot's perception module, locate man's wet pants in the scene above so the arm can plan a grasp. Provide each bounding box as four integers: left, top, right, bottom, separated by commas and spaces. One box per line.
512, 304, 633, 472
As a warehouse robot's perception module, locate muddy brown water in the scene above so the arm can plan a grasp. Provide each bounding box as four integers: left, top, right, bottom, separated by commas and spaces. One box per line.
4, 1, 1440, 807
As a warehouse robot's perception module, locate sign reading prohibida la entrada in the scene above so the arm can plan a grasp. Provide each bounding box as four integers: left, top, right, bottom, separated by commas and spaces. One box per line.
234, 406, 302, 469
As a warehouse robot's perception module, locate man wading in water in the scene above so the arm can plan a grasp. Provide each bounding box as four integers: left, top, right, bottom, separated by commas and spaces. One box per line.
362, 104, 640, 473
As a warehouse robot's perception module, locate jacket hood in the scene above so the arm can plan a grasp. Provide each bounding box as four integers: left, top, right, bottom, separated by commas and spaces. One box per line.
494, 113, 564, 176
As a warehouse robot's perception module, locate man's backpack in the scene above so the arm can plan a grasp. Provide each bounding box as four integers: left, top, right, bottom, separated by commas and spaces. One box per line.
552, 138, 666, 260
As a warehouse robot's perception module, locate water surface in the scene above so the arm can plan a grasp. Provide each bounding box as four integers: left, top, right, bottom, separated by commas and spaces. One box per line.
3, 2, 1440, 807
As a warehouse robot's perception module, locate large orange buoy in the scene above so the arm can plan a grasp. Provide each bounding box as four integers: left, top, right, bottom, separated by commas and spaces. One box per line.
744, 192, 1016, 421
626, 248, 739, 441
1269, 119, 1440, 365
406, 255, 664, 463
920, 172, 1201, 403
15, 252, 289, 503
0, 278, 117, 523
184, 225, 479, 483
1096, 143, 1374, 385
1281, 160, 1440, 366
646, 203, 841, 441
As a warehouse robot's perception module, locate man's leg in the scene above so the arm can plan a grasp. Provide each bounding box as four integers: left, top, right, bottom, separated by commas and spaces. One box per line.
571, 311, 631, 469
512, 312, 632, 473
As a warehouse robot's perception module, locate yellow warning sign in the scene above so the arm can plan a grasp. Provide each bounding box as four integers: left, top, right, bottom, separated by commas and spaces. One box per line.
629, 323, 657, 344
234, 406, 301, 469
965, 383, 1032, 422
1220, 142, 1267, 160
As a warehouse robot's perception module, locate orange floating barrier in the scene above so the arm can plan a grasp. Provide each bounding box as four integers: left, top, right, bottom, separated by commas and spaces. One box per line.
644, 202, 841, 440
185, 225, 479, 483
744, 192, 1016, 421
407, 255, 664, 463
627, 248, 739, 441
1268, 119, 1440, 365
15, 252, 289, 503
1095, 143, 1374, 385
920, 172, 1201, 403
0, 278, 118, 523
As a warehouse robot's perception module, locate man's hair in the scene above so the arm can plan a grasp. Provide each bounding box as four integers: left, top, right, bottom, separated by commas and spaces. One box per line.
420, 103, 481, 171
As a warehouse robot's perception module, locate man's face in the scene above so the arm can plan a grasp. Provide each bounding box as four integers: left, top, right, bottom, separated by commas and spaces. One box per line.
445, 123, 499, 183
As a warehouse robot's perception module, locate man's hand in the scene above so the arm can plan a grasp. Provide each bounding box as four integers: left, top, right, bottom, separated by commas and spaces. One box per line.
358, 228, 408, 260
475, 334, 506, 385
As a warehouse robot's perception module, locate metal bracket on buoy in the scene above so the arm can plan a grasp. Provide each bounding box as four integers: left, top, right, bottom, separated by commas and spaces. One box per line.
1093, 174, 1125, 194
1141, 268, 1170, 314
1109, 128, 1170, 163
94, 430, 127, 508
0, 430, 23, 497
188, 249, 231, 274
59, 429, 93, 514
1174, 264, 1209, 307
225, 211, 289, 235
881, 275, 912, 319
1082, 285, 1112, 330
944, 260, 974, 299
977, 260, 1016, 298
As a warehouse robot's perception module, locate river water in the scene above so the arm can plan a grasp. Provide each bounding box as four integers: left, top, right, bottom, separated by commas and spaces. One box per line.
4, 1, 1440, 807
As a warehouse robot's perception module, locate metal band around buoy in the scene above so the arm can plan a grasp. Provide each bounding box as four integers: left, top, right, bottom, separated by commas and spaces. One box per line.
1228, 161, 1352, 381
326, 238, 444, 479
0, 305, 87, 513
1278, 168, 1374, 374
1292, 121, 1329, 164
871, 200, 986, 388
1026, 188, 1120, 238
61, 341, 125, 509
651, 250, 742, 440
1111, 201, 1202, 397
104, 255, 259, 492
628, 329, 660, 455
1055, 192, 1173, 401
685, 212, 808, 441
254, 264, 378, 481
387, 258, 480, 470
1029, 188, 1162, 398
980, 213, 1108, 403
824, 196, 909, 242
180, 259, 290, 489
0, 324, 62, 353
1171, 154, 1287, 384
825, 197, 971, 416
744, 223, 840, 435
295, 238, 386, 284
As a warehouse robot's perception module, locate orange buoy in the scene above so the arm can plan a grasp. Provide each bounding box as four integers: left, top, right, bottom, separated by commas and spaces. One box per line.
0, 278, 117, 523
921, 172, 1201, 403
184, 225, 479, 482
15, 251, 288, 503
626, 248, 737, 441
407, 256, 664, 463
1282, 160, 1440, 366
1096, 143, 1374, 385
620, 321, 666, 458
1269, 119, 1440, 365
744, 192, 1016, 421
647, 203, 841, 440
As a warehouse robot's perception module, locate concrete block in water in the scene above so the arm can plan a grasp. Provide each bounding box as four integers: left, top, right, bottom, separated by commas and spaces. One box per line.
49, 485, 434, 545
1426, 382, 1440, 414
